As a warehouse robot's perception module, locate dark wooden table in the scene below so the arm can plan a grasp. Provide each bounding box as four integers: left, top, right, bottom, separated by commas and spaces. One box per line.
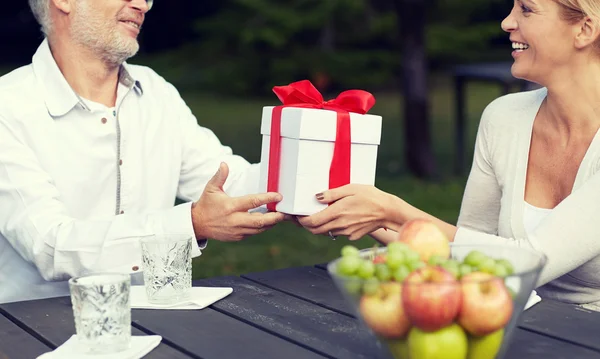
2, 264, 600, 359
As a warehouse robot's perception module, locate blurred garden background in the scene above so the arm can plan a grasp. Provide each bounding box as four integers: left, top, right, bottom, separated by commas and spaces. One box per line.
0, 0, 524, 279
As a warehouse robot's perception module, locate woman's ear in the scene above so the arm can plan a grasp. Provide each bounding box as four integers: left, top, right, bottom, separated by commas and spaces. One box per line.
574, 17, 600, 49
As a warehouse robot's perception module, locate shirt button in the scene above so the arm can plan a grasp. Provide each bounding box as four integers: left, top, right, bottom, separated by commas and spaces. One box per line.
101, 118, 107, 124
119, 159, 123, 166
132, 265, 139, 271
120, 210, 124, 214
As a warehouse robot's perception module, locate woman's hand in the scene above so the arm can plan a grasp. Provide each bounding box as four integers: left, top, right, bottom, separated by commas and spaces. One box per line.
297, 184, 402, 240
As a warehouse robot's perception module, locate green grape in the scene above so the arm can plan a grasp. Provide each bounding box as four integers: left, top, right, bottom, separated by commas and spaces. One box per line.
386, 251, 405, 270
493, 263, 509, 278
444, 266, 460, 279
444, 259, 461, 269
393, 264, 411, 282
408, 260, 426, 272
428, 255, 445, 266
404, 250, 420, 263
357, 260, 376, 279
375, 263, 392, 282
344, 276, 362, 295
441, 260, 460, 279
463, 250, 488, 268
496, 259, 515, 275
337, 256, 362, 276
459, 264, 473, 278
387, 242, 410, 254
478, 258, 497, 274
363, 277, 380, 296
341, 245, 360, 257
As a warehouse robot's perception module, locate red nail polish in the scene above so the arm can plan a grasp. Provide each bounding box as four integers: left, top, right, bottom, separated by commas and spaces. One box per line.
316, 193, 324, 200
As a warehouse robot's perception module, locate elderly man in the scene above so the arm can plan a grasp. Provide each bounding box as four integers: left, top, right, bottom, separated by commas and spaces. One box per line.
0, 0, 285, 304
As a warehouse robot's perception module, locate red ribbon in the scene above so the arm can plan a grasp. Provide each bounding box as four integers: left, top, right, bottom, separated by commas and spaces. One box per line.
266, 80, 375, 212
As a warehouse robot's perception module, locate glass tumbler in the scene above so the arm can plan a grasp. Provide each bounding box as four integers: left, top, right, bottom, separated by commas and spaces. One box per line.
140, 235, 193, 304
68, 273, 131, 353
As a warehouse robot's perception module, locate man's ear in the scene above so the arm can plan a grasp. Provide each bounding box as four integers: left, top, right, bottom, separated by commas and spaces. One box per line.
574, 17, 600, 49
50, 0, 74, 14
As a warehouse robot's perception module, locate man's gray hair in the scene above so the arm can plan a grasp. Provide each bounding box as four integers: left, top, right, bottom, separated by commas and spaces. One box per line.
29, 0, 52, 36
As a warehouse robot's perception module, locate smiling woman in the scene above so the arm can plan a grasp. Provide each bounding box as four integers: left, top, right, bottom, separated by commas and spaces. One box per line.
297, 0, 600, 312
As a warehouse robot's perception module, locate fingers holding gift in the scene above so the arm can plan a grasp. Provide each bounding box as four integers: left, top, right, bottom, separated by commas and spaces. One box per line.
315, 184, 360, 204
246, 211, 287, 230
219, 212, 286, 241
326, 224, 380, 241
301, 216, 381, 241
236, 192, 283, 211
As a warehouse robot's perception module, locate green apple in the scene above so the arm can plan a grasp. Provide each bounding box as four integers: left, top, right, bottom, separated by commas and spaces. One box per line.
407, 324, 468, 359
467, 329, 504, 359
385, 338, 410, 359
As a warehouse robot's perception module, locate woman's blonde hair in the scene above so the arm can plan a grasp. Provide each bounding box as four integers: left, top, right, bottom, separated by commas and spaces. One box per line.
555, 0, 600, 50
555, 0, 600, 23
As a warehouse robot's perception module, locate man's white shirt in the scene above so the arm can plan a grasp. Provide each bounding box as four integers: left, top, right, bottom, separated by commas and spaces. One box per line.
0, 39, 260, 304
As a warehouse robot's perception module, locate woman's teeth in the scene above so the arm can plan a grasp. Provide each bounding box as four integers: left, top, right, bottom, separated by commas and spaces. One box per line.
512, 42, 529, 51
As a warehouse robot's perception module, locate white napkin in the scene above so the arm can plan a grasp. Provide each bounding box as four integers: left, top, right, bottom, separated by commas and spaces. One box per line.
525, 290, 542, 310
37, 335, 161, 359
130, 285, 233, 310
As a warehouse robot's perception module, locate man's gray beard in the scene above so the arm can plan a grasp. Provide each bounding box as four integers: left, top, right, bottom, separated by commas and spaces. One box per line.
71, 5, 140, 67
73, 29, 140, 67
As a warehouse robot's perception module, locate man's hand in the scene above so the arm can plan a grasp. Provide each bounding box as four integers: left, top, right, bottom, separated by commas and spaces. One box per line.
192, 162, 286, 242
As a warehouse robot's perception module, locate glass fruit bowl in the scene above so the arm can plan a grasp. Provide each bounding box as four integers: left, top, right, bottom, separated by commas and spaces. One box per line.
327, 242, 547, 359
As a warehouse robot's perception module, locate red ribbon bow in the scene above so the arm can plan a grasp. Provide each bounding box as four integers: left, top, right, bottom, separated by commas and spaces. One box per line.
266, 80, 376, 212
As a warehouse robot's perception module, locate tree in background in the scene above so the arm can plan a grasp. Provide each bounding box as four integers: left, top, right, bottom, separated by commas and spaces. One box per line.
394, 0, 435, 178
0, 0, 509, 179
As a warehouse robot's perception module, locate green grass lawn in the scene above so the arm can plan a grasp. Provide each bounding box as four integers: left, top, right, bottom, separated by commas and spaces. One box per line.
175, 75, 506, 279
0, 63, 507, 279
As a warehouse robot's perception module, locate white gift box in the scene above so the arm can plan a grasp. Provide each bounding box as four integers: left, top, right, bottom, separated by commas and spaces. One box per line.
258, 106, 382, 215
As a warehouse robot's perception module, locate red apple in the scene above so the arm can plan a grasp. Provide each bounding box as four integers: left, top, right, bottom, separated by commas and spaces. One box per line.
402, 266, 462, 332
396, 219, 450, 262
359, 282, 411, 338
458, 272, 514, 336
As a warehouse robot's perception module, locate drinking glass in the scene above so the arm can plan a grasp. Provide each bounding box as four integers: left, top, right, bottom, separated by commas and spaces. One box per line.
140, 235, 192, 304
69, 273, 131, 353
